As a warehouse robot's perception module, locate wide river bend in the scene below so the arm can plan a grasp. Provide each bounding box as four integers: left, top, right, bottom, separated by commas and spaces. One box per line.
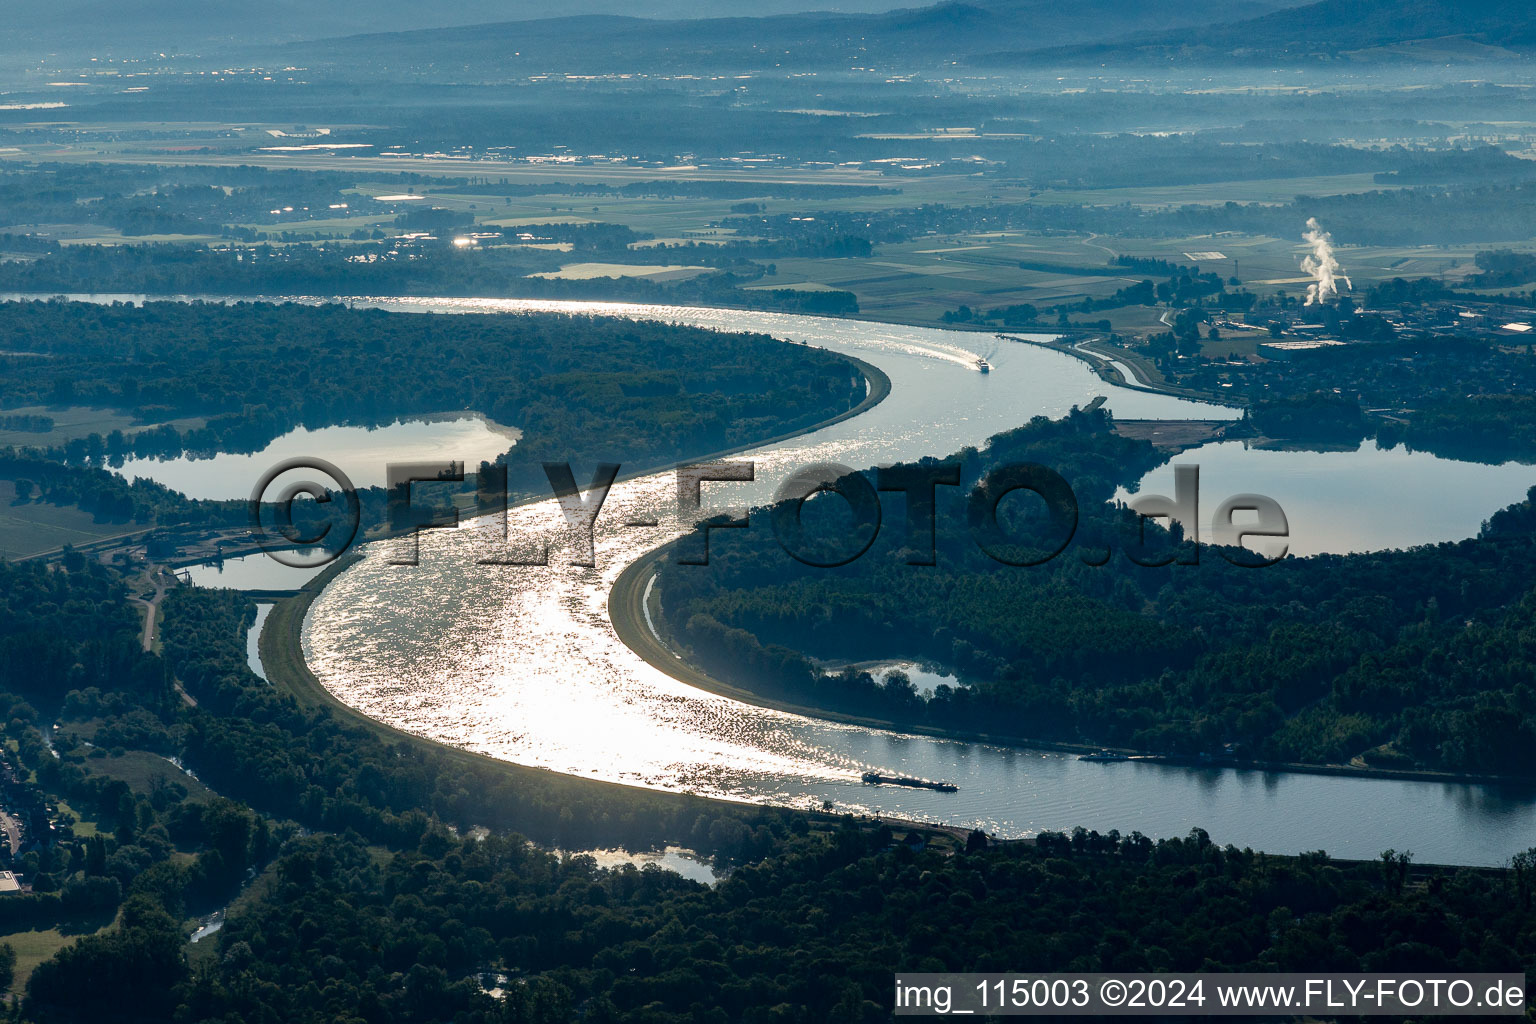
286, 297, 1536, 867
27, 293, 1531, 866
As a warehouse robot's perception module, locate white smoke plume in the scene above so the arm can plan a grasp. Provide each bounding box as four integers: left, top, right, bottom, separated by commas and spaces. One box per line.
1301, 217, 1351, 306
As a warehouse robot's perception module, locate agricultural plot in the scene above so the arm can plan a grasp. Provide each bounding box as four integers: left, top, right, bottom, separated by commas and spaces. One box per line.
0, 406, 206, 447
1025, 172, 1403, 209
0, 483, 143, 560
0, 928, 102, 995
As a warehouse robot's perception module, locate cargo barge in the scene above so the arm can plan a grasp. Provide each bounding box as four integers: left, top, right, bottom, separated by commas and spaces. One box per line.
861, 771, 959, 793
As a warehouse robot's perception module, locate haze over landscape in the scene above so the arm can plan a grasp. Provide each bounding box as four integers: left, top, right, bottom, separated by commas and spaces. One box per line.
0, 0, 1532, 1019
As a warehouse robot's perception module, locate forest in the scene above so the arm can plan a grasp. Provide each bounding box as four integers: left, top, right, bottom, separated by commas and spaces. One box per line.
1167, 327, 1536, 461
0, 298, 868, 494
0, 239, 861, 316
0, 449, 245, 531
73, 822, 1536, 1024
654, 407, 1536, 776
0, 555, 793, 1017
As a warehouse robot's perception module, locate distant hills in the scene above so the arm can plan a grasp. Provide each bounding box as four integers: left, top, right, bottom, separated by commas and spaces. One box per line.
999, 0, 1536, 64
267, 0, 1536, 75
2, 0, 905, 56
10, 0, 1530, 69
274, 0, 1300, 73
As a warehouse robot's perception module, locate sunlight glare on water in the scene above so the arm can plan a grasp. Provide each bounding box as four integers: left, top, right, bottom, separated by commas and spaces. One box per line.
298, 298, 1536, 866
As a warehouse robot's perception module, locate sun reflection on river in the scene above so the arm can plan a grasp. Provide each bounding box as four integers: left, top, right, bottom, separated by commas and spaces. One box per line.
302, 297, 1536, 866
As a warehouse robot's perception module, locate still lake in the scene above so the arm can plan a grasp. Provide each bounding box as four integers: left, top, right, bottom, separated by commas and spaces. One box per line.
118, 413, 516, 500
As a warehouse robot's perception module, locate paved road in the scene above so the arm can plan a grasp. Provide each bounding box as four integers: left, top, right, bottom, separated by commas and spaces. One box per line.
133, 572, 200, 706
0, 808, 22, 857
130, 572, 169, 653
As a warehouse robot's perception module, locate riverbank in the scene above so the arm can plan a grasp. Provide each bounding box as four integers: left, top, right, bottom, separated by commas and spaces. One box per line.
254, 330, 890, 777
257, 298, 1536, 865
239, 350, 890, 571
259, 548, 988, 852
259, 552, 762, 820
611, 543, 1536, 792
248, 352, 919, 834
291, 349, 887, 564
255, 342, 891, 737
611, 542, 1145, 757
1000, 332, 1224, 405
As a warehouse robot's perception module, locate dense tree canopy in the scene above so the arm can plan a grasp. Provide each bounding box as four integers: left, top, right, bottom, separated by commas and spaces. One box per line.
0, 300, 866, 476
657, 408, 1536, 775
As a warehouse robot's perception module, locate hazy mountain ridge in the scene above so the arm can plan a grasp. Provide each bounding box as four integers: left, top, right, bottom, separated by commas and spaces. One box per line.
1000, 0, 1536, 64
273, 0, 1300, 73
10, 0, 1527, 77
2, 0, 907, 55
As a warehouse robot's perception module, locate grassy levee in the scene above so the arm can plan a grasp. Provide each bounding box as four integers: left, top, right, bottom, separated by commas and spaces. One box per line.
654, 351, 891, 465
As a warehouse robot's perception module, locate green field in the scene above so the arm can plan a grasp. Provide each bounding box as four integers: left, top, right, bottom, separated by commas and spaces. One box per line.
0, 925, 107, 995
78, 750, 214, 803
754, 230, 1532, 325
528, 261, 712, 281
53, 799, 97, 839
233, 211, 386, 235
0, 483, 145, 560
5, 222, 225, 246
0, 405, 206, 448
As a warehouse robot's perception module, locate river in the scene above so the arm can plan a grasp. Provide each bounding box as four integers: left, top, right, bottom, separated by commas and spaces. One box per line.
13, 292, 1533, 864
258, 296, 1534, 868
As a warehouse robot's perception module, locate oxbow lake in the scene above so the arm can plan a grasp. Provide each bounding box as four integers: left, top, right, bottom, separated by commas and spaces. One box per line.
118, 413, 517, 501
